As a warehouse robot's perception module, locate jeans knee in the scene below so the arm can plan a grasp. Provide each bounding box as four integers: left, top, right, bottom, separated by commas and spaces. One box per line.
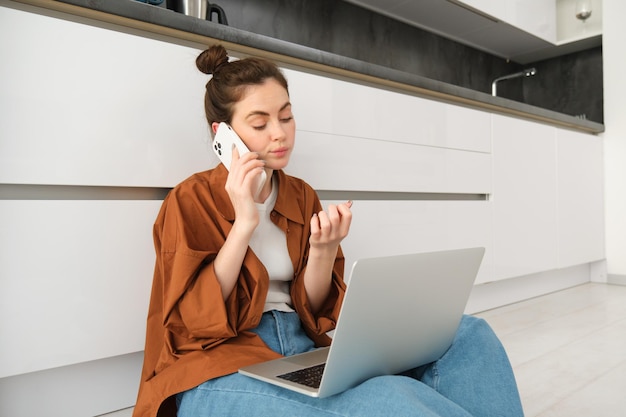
459, 315, 495, 337
453, 315, 507, 358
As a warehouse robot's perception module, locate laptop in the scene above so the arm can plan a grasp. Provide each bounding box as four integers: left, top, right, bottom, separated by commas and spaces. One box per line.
238, 246, 485, 398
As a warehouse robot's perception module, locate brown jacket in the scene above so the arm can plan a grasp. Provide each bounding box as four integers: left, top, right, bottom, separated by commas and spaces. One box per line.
133, 165, 346, 417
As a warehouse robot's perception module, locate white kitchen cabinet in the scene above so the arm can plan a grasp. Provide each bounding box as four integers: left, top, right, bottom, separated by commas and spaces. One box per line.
286, 69, 491, 154
286, 67, 492, 194
0, 6, 213, 188
556, 0, 603, 44
329, 200, 493, 285
287, 130, 491, 194
0, 200, 160, 378
556, 129, 605, 267
343, 0, 556, 60
491, 114, 559, 280
458, 0, 557, 43
491, 114, 605, 281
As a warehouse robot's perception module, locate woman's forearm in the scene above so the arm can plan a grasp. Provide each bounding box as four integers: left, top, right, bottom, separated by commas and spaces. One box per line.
302, 245, 339, 314
213, 220, 256, 301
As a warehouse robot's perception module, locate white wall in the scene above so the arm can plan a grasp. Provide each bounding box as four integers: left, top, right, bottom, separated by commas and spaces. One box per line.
602, 0, 626, 281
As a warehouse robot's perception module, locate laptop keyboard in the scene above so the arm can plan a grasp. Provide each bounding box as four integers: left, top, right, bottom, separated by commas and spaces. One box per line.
277, 363, 326, 388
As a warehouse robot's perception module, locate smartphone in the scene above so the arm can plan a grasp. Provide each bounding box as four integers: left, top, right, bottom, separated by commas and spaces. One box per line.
212, 122, 267, 196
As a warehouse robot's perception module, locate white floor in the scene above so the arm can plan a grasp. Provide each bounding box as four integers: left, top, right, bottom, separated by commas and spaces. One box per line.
476, 282, 626, 417
104, 282, 626, 417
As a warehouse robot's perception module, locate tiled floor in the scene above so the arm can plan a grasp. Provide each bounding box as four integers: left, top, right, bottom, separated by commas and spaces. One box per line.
476, 283, 626, 417
105, 282, 626, 417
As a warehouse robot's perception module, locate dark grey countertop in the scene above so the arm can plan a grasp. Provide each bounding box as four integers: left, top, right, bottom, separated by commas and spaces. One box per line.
14, 0, 604, 134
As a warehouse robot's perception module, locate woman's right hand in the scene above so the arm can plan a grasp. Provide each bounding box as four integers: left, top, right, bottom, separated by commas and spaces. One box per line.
224, 146, 265, 231
214, 147, 265, 301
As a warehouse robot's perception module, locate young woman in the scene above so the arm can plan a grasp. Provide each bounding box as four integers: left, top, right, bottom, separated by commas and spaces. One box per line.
133, 44, 524, 417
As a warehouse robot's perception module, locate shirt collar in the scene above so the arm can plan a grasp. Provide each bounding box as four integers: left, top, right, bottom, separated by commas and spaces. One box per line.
273, 170, 305, 226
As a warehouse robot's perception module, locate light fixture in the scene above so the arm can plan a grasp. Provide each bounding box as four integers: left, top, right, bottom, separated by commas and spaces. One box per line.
576, 0, 592, 22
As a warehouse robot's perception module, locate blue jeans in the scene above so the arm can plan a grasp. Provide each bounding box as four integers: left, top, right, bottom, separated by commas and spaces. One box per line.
177, 311, 524, 417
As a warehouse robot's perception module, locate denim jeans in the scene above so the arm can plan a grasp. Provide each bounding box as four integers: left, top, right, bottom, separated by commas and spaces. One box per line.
177, 311, 524, 417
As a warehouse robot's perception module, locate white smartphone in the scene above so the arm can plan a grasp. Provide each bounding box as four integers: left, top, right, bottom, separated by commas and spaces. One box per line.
212, 122, 267, 196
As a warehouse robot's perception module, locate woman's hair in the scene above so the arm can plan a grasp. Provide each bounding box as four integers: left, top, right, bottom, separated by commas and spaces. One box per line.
196, 44, 289, 130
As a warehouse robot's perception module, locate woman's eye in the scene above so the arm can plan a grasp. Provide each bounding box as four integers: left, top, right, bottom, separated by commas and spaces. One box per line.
280, 116, 294, 123
252, 125, 266, 130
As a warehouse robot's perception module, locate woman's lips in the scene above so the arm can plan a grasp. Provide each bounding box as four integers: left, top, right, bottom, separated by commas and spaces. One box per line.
271, 147, 289, 158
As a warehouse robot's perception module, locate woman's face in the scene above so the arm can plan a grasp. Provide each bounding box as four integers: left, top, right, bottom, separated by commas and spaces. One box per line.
226, 78, 296, 172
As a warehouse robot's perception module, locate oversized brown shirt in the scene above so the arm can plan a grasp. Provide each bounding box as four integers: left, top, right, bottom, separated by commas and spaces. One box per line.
133, 165, 346, 417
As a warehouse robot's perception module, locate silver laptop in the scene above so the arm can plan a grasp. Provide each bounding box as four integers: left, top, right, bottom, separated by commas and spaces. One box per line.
238, 247, 485, 398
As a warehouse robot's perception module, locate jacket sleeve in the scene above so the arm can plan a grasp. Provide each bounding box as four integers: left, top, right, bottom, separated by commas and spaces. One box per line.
155, 182, 267, 347
291, 248, 346, 346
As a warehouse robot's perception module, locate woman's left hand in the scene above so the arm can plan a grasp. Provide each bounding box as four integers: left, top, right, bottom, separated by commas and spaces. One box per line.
309, 201, 353, 252
304, 200, 353, 313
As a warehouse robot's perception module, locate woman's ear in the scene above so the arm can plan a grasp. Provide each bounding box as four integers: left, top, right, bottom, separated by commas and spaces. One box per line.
211, 122, 220, 134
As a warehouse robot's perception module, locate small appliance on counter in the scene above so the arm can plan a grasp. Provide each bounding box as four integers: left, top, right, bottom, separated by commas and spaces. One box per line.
134, 0, 165, 5
166, 0, 229, 24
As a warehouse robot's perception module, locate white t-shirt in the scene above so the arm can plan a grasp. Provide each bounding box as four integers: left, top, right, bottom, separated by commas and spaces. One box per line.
248, 179, 295, 312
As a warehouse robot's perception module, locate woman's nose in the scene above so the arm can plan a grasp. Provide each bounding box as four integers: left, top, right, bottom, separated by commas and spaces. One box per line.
269, 121, 287, 141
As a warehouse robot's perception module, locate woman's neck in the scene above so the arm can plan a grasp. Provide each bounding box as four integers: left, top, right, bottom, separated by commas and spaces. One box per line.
255, 169, 274, 203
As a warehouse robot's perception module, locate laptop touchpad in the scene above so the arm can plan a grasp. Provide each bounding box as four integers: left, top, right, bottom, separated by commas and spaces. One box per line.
283, 347, 329, 366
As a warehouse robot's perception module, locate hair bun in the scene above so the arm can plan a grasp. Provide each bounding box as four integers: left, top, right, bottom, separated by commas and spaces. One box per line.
196, 44, 229, 75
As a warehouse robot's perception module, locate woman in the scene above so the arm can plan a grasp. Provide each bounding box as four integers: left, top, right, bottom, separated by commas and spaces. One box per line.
133, 44, 524, 417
